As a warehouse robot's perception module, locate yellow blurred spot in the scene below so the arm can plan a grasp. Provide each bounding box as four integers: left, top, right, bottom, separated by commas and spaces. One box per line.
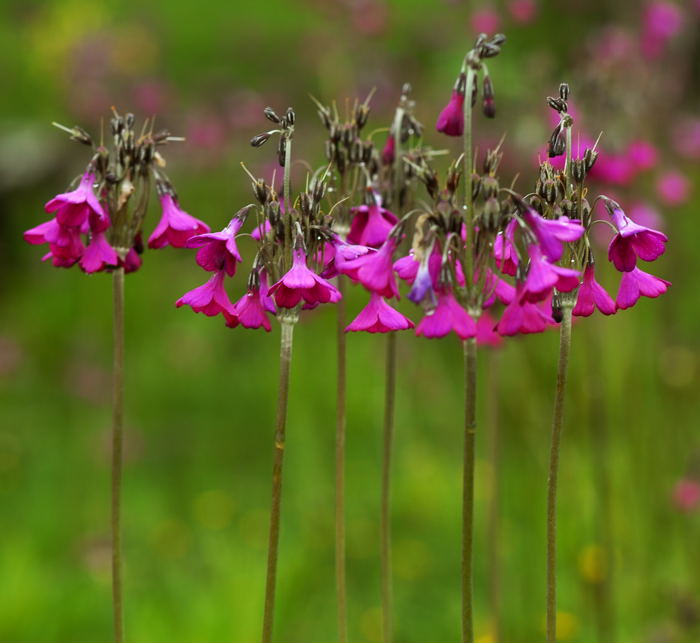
578, 544, 607, 584
394, 539, 431, 581
359, 607, 382, 643
151, 519, 190, 559
193, 489, 234, 530
556, 611, 579, 641
112, 25, 159, 74
476, 634, 494, 643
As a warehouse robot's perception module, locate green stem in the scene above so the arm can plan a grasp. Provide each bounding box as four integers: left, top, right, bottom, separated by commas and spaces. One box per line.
335, 275, 348, 643
262, 319, 296, 643
486, 349, 501, 643
462, 336, 477, 643
546, 306, 573, 643
111, 267, 125, 643
381, 331, 397, 643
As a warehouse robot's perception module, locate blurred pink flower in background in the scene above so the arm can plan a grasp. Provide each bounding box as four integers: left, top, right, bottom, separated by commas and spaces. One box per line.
672, 478, 700, 512
131, 80, 170, 115
508, 0, 537, 24
656, 170, 690, 206
641, 1, 683, 59
626, 140, 657, 172
470, 8, 501, 34
673, 118, 700, 159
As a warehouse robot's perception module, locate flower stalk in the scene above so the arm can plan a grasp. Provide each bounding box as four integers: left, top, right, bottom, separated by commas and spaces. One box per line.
546, 304, 573, 643
111, 265, 125, 643
262, 315, 297, 643
381, 330, 397, 643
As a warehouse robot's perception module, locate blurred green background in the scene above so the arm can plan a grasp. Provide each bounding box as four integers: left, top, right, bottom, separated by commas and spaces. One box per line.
1, 1, 698, 641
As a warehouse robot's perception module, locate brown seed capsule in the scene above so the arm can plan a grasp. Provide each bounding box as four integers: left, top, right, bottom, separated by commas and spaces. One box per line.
559, 83, 570, 101
355, 104, 370, 130
584, 148, 598, 172
572, 159, 585, 184
349, 140, 363, 163
253, 179, 269, 205
482, 196, 501, 232
481, 175, 499, 199
472, 173, 482, 200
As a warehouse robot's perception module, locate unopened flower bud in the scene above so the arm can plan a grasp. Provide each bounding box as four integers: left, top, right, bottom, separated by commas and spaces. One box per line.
253, 179, 270, 204
584, 148, 598, 172
354, 104, 370, 130
482, 197, 501, 232
480, 175, 499, 199
284, 107, 295, 126
264, 106, 281, 123
482, 75, 496, 118
559, 83, 570, 101
251, 132, 272, 147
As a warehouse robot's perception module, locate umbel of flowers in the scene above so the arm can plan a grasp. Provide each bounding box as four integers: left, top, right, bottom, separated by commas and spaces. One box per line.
523, 84, 670, 643
23, 110, 205, 643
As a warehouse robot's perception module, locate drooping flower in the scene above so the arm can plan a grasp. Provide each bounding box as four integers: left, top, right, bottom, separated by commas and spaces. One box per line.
269, 247, 341, 308
322, 238, 374, 279
416, 289, 476, 339
233, 285, 274, 331
251, 220, 272, 241
80, 232, 119, 274
522, 244, 580, 303
475, 311, 502, 346
572, 264, 616, 317
347, 202, 398, 248
185, 208, 250, 275
407, 249, 437, 304
615, 267, 670, 310
44, 171, 106, 228
522, 207, 585, 262
175, 270, 237, 323
606, 203, 668, 272
436, 89, 465, 137
345, 292, 414, 333
340, 237, 400, 299
148, 193, 210, 249
496, 295, 554, 336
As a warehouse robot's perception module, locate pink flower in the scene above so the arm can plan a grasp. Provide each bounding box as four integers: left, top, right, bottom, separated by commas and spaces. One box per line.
616, 267, 670, 309
641, 2, 683, 59
382, 134, 395, 165
340, 237, 400, 299
346, 292, 414, 333
470, 8, 501, 34
251, 220, 272, 241
656, 170, 690, 207
322, 239, 374, 278
522, 208, 584, 262
626, 140, 657, 172
44, 171, 106, 228
233, 285, 275, 331
607, 204, 668, 272
572, 264, 616, 317
176, 270, 237, 323
672, 478, 700, 512
672, 118, 700, 159
522, 245, 580, 303
148, 194, 210, 249
496, 294, 554, 336
186, 215, 246, 275
476, 311, 502, 346
269, 248, 341, 308
348, 202, 398, 248
508, 0, 536, 23
122, 247, 142, 274
436, 90, 465, 137
37, 222, 85, 267
80, 232, 119, 273
589, 153, 634, 186
416, 290, 476, 340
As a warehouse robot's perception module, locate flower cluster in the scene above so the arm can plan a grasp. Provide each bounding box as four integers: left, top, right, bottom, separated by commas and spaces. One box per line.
24, 111, 207, 273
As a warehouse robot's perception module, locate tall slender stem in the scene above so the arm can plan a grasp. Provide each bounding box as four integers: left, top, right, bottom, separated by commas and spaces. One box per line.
111, 266, 125, 643
546, 306, 573, 643
335, 275, 348, 643
262, 319, 296, 643
486, 349, 502, 643
462, 336, 477, 643
463, 67, 476, 289
381, 331, 397, 643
